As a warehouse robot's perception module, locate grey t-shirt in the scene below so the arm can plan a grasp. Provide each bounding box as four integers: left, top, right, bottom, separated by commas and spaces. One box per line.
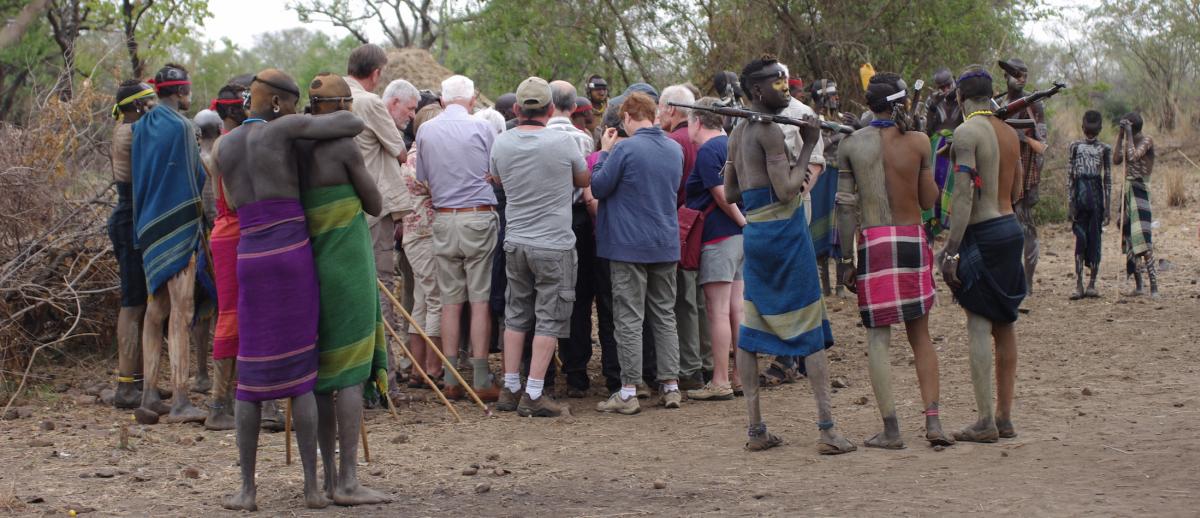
491, 128, 585, 250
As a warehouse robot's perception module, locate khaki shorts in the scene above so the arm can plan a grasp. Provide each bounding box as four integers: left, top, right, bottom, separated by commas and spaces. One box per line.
432, 210, 498, 304
503, 242, 577, 338
403, 234, 441, 336
699, 235, 744, 285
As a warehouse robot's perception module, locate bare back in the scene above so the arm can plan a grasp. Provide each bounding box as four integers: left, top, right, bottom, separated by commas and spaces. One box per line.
724, 121, 809, 204
296, 137, 382, 217
213, 111, 364, 209
838, 126, 936, 228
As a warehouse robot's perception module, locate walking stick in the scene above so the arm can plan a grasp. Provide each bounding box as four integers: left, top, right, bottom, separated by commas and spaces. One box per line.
1116, 130, 1129, 283
379, 315, 463, 423
378, 279, 492, 416
375, 379, 400, 420
359, 413, 371, 463
285, 399, 293, 466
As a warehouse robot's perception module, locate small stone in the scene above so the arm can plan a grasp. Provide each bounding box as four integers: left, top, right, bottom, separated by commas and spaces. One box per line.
99, 389, 116, 405
84, 383, 105, 396
653, 479, 667, 490
193, 435, 204, 443
94, 468, 117, 478
486, 452, 500, 461
177, 436, 195, 446
390, 434, 409, 444
933, 445, 946, 452
181, 467, 200, 479
853, 396, 869, 405
1001, 451, 1009, 457
132, 474, 152, 482
25, 496, 44, 503
1173, 402, 1184, 408
74, 395, 97, 405
492, 468, 509, 477
753, 493, 767, 500
474, 483, 491, 494
370, 469, 384, 476
39, 420, 55, 431
462, 467, 478, 476
28, 438, 53, 447
831, 377, 849, 389
1081, 388, 1094, 396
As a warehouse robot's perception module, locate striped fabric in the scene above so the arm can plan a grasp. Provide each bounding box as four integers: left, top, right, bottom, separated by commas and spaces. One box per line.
234, 199, 319, 402
738, 187, 834, 358
855, 225, 936, 328
301, 185, 388, 395
210, 181, 239, 360
1121, 177, 1153, 260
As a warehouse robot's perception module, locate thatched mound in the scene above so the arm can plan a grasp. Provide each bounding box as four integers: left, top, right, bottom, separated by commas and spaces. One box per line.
380, 48, 491, 106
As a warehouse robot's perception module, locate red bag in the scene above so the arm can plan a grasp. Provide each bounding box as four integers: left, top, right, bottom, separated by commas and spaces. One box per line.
678, 203, 716, 271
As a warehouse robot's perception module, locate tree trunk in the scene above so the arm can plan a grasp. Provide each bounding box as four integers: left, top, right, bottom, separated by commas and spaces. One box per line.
122, 0, 145, 78
0, 0, 52, 50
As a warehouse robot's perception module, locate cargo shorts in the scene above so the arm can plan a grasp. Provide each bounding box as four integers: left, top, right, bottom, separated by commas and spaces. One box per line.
502, 241, 577, 338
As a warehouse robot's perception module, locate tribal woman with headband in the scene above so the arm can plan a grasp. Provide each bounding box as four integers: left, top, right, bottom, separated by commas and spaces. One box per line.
108, 80, 156, 410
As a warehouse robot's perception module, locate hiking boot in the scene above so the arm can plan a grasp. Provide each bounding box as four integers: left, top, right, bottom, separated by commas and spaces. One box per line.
517, 393, 568, 417
635, 383, 651, 399
687, 382, 734, 401
659, 389, 682, 409
565, 386, 589, 399
596, 393, 640, 415
496, 386, 522, 412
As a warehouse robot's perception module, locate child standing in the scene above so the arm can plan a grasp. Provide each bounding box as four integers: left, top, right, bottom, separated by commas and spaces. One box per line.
1067, 110, 1112, 300
1114, 112, 1158, 298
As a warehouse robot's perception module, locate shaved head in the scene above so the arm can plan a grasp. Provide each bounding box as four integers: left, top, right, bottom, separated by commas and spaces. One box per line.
250, 68, 300, 118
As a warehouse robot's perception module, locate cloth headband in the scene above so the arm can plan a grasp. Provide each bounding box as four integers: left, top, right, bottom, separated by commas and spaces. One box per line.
958, 70, 992, 83
111, 87, 156, 118
310, 95, 353, 103
253, 75, 300, 97
885, 89, 906, 102
149, 79, 190, 91
745, 66, 785, 81
209, 98, 243, 111
788, 78, 803, 88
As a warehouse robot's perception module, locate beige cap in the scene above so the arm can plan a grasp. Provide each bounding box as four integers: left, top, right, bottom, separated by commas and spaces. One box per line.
515, 76, 551, 109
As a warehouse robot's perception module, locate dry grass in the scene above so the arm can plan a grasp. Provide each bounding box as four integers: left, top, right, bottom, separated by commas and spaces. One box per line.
1164, 165, 1188, 207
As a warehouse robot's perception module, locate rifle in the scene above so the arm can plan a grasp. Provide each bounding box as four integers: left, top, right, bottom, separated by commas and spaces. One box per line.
909, 79, 927, 134
994, 81, 1067, 120
668, 102, 854, 135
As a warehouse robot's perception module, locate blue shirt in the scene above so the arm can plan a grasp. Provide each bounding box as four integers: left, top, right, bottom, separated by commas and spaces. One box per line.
591, 126, 681, 263
414, 104, 497, 209
685, 135, 741, 243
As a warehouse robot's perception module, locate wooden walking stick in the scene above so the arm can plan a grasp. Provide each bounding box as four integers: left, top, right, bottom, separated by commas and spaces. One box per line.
285, 399, 293, 466
378, 279, 491, 416
359, 413, 371, 463
375, 378, 400, 420
379, 315, 463, 423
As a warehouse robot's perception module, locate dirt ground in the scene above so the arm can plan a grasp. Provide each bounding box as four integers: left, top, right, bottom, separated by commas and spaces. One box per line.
3, 162, 1200, 517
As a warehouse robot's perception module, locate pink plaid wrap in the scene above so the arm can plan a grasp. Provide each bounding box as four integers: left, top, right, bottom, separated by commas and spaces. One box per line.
856, 224, 936, 328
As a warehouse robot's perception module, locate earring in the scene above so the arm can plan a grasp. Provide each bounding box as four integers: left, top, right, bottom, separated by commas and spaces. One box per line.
273, 106, 280, 114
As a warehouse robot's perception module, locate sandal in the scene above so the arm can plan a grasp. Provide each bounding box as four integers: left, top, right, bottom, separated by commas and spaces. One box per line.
745, 432, 784, 451
817, 436, 858, 455
759, 361, 796, 386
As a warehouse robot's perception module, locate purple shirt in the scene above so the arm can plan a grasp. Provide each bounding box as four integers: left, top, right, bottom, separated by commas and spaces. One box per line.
414, 104, 497, 209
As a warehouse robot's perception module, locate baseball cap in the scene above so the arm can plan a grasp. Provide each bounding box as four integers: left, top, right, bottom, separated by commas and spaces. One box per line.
515, 77, 551, 109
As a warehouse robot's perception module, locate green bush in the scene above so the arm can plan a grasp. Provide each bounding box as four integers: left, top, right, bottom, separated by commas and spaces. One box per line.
1033, 191, 1069, 225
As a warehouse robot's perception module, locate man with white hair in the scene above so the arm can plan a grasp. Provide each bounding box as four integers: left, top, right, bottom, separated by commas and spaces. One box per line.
345, 44, 411, 391
658, 84, 709, 391
547, 79, 605, 397
381, 78, 421, 382
415, 74, 502, 401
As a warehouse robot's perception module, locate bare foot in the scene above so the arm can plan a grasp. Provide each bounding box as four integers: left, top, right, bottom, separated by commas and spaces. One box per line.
333, 483, 392, 506
745, 432, 783, 451
864, 431, 906, 450
192, 377, 212, 394
222, 488, 257, 511
1069, 289, 1084, 301
133, 407, 160, 425
203, 410, 235, 431
926, 416, 955, 447
163, 402, 207, 424
996, 419, 1017, 439
142, 399, 170, 415
113, 385, 142, 409
817, 430, 857, 455
305, 488, 330, 509
953, 420, 999, 443
1084, 286, 1100, 298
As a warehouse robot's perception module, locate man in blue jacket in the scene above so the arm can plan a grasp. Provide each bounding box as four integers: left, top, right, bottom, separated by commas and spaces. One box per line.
590, 92, 684, 415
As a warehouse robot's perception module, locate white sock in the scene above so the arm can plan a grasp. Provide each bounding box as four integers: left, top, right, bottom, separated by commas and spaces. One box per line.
503, 373, 521, 393
663, 382, 679, 393
526, 378, 544, 400
619, 386, 636, 400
